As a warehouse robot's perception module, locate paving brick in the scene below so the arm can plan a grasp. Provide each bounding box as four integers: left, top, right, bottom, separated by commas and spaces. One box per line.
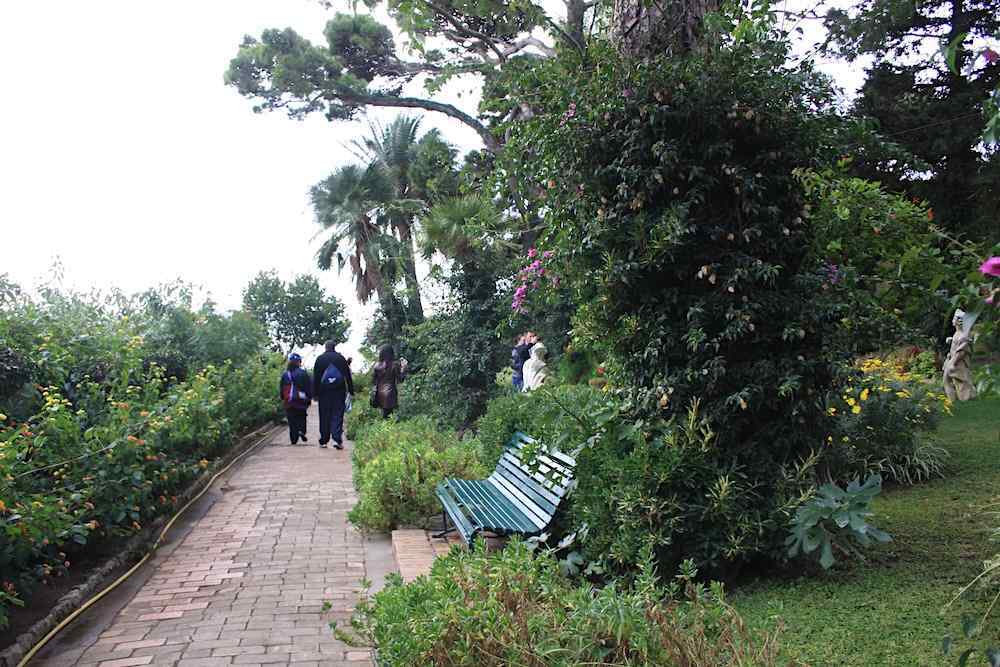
96, 657, 153, 667
35, 417, 375, 667
111, 639, 166, 652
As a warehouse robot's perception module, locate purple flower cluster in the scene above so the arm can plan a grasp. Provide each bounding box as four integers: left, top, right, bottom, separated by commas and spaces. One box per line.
512, 248, 557, 314
982, 256, 1000, 306
823, 262, 843, 285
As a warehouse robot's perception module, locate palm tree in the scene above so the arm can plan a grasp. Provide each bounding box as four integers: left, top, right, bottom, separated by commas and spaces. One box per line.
350, 116, 427, 323
309, 163, 407, 336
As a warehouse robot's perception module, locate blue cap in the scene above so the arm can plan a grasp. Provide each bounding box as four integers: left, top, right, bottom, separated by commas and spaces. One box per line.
287, 352, 302, 362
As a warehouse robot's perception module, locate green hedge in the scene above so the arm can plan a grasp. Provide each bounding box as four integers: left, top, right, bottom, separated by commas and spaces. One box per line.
348, 417, 485, 532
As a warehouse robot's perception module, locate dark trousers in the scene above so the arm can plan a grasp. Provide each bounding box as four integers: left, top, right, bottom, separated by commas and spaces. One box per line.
286, 408, 307, 444
318, 391, 346, 445
512, 373, 523, 391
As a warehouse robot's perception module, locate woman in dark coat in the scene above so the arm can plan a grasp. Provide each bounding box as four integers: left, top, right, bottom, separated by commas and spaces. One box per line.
372, 345, 407, 418
279, 352, 311, 444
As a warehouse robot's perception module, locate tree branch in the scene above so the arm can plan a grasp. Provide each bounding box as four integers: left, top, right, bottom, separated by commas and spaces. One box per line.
499, 35, 557, 58
421, 0, 509, 63
348, 92, 500, 151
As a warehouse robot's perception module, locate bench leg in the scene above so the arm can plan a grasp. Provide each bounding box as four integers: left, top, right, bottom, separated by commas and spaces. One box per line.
431, 510, 456, 539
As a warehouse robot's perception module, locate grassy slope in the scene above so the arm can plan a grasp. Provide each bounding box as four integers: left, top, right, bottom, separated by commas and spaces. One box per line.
735, 398, 1000, 666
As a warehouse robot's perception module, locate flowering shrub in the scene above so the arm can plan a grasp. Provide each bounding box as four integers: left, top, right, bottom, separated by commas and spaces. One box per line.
798, 166, 981, 351
820, 357, 952, 485
493, 37, 843, 575
511, 247, 557, 315
0, 283, 281, 630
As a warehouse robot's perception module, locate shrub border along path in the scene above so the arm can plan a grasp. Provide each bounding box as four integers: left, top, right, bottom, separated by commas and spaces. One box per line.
1, 422, 278, 667
11, 412, 395, 667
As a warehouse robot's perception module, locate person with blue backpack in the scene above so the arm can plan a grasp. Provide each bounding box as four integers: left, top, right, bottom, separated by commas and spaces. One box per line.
312, 340, 354, 449
279, 352, 312, 445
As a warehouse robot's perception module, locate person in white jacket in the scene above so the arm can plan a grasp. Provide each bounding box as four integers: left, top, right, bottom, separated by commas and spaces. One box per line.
521, 341, 549, 391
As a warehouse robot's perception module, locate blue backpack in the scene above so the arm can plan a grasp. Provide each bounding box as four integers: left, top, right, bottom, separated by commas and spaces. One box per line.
321, 361, 345, 391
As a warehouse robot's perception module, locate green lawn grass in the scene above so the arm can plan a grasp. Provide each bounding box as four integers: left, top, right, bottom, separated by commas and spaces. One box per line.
734, 398, 1000, 666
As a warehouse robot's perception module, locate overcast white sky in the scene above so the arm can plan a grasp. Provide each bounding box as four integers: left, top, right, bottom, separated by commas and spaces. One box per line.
0, 1, 861, 361
0, 0, 485, 361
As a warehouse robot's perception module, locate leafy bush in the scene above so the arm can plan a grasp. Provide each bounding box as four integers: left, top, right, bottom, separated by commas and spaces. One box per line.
396, 298, 508, 430
472, 384, 604, 469
348, 417, 485, 532
0, 281, 282, 629
495, 35, 844, 575
822, 358, 951, 485
569, 401, 815, 580
338, 539, 795, 666
797, 166, 980, 349
786, 474, 891, 569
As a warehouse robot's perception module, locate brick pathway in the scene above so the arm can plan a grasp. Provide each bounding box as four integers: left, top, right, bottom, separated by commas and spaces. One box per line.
36, 413, 379, 667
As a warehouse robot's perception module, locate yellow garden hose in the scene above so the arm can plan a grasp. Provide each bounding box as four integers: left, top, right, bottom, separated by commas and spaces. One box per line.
15, 424, 280, 667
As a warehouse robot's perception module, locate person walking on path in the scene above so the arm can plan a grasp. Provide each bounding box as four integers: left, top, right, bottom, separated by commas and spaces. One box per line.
279, 352, 312, 444
313, 340, 354, 449
372, 345, 408, 418
511, 332, 535, 391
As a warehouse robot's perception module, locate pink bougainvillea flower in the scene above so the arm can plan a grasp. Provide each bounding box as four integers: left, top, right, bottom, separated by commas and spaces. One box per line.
984, 47, 999, 65
527, 247, 538, 259
980, 256, 1000, 278
543, 250, 554, 259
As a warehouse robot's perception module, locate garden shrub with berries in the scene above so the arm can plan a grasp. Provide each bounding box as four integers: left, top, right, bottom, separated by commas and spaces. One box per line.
0, 282, 282, 630
491, 36, 848, 577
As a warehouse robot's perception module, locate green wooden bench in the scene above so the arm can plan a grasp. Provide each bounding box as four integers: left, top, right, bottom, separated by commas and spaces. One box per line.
434, 432, 576, 547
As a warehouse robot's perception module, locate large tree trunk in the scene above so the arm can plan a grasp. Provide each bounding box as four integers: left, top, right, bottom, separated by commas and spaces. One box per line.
612, 0, 719, 58
393, 219, 425, 325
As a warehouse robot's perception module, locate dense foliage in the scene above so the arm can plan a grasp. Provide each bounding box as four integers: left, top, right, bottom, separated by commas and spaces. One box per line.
348, 417, 484, 532
799, 166, 987, 348
340, 539, 795, 666
0, 283, 281, 629
823, 0, 1000, 241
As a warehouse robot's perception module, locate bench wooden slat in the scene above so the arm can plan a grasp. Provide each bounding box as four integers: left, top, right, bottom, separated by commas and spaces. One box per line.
436, 432, 576, 546
436, 482, 478, 537
495, 458, 560, 511
473, 482, 542, 534
451, 478, 533, 533
511, 431, 578, 468
487, 472, 549, 530
500, 452, 572, 497
509, 439, 575, 479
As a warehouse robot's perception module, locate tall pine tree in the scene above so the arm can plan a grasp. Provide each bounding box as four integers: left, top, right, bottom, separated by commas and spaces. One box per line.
824, 0, 1000, 241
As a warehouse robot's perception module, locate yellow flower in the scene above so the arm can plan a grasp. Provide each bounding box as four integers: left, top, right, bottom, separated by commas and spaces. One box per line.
860, 388, 869, 401
846, 397, 856, 407
852, 405, 861, 414
827, 407, 837, 416
0, 413, 6, 422
0, 499, 6, 512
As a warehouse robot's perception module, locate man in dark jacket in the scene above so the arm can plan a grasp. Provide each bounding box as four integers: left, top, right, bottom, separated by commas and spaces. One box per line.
279, 353, 312, 445
313, 340, 354, 449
